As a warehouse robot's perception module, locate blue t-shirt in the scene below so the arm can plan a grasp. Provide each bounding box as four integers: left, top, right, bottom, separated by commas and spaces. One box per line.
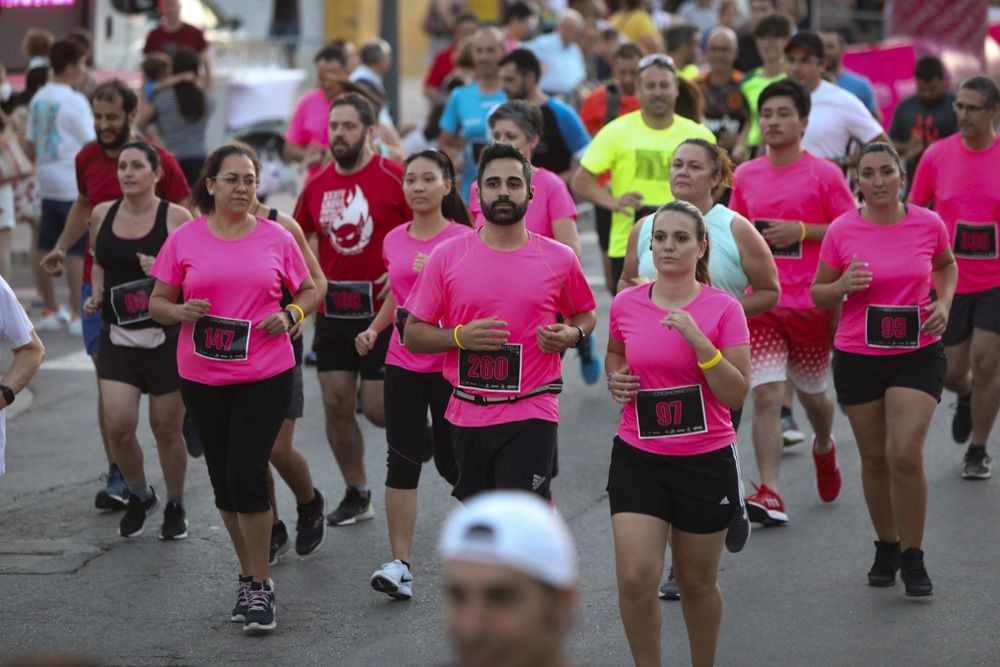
546, 98, 591, 157
836, 70, 878, 115
439, 83, 507, 202
532, 97, 591, 175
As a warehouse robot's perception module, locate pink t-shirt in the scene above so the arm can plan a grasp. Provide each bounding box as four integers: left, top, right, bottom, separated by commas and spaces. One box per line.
404, 230, 597, 427
383, 221, 475, 373
909, 134, 1000, 294
609, 284, 749, 456
285, 88, 332, 178
469, 167, 577, 239
820, 206, 950, 355
151, 217, 309, 386
729, 152, 856, 309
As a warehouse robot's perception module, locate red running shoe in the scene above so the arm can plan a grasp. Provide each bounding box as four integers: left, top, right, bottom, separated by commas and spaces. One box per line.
745, 483, 788, 525
813, 436, 842, 502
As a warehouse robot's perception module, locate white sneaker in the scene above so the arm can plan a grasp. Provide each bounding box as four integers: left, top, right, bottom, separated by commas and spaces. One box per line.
68, 318, 83, 337
56, 307, 71, 324
370, 559, 413, 599
35, 309, 67, 332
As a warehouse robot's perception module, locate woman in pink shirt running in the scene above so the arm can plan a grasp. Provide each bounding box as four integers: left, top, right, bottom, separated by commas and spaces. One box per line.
149, 143, 318, 634
606, 200, 751, 667
812, 142, 957, 598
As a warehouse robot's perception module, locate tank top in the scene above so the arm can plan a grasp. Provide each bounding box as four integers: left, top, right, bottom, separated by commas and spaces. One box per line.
95, 199, 170, 330
636, 204, 751, 298
272, 207, 305, 366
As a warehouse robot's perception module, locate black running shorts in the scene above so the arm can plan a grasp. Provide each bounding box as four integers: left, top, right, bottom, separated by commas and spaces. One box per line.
96, 330, 180, 396
312, 317, 390, 379
450, 419, 558, 502
832, 343, 946, 406
941, 286, 1000, 347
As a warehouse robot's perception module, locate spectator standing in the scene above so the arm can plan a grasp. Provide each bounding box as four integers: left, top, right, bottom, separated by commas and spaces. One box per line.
610, 0, 665, 54
820, 31, 881, 122
423, 13, 481, 105
524, 9, 588, 97
678, 0, 721, 34
695, 27, 750, 157
143, 0, 212, 88
665, 24, 702, 80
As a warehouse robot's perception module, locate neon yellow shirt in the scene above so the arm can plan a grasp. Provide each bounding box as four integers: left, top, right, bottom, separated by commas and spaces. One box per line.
679, 63, 700, 81
579, 110, 716, 258
740, 68, 787, 148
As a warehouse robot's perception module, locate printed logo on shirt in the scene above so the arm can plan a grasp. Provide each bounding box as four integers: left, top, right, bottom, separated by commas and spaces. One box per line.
319, 184, 374, 256
633, 149, 670, 181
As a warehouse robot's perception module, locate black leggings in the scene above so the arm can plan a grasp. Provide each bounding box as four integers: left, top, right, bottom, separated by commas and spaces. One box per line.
180, 369, 293, 513
383, 364, 456, 490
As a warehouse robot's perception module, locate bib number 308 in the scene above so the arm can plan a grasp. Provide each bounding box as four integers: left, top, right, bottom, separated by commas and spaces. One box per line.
458, 344, 522, 393
954, 221, 998, 260
865, 305, 919, 349
636, 385, 707, 439
193, 315, 251, 361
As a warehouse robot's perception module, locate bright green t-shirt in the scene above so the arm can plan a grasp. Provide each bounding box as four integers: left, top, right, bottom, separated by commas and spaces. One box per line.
579, 110, 716, 258
740, 68, 787, 149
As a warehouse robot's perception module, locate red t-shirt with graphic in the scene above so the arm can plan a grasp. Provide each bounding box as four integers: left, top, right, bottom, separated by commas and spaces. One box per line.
293, 156, 411, 315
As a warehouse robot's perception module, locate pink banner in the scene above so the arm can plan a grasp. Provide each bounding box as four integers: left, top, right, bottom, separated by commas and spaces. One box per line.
842, 42, 918, 130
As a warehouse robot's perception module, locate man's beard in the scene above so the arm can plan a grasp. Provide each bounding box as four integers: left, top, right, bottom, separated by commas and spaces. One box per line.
98, 123, 131, 151
331, 136, 366, 169
482, 197, 529, 226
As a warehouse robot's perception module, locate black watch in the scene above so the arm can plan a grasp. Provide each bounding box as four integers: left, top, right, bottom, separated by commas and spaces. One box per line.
0, 384, 14, 407
283, 309, 296, 327
569, 325, 585, 349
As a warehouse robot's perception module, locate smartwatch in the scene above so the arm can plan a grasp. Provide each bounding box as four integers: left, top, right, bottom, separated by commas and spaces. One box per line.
570, 325, 585, 349
0, 384, 15, 407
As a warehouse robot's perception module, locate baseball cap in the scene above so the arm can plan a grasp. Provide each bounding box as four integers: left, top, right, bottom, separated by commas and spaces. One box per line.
439, 491, 577, 588
785, 31, 825, 59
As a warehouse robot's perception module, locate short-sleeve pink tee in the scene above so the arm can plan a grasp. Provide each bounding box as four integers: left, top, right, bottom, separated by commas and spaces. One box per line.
151, 216, 309, 386
285, 88, 332, 178
469, 167, 577, 239
404, 231, 597, 427
819, 205, 950, 355
909, 134, 1000, 294
729, 151, 856, 309
383, 221, 474, 373
609, 284, 749, 456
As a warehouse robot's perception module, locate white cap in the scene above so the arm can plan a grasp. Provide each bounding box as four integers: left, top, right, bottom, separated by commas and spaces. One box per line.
439, 491, 577, 589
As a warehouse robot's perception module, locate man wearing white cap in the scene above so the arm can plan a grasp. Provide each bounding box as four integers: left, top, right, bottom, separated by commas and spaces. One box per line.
440, 491, 578, 667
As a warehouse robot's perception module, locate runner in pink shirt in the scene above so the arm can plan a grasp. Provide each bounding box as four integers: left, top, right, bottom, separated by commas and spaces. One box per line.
283, 44, 352, 176
403, 143, 597, 502
909, 76, 1000, 481
813, 142, 957, 597
606, 200, 751, 667
728, 79, 855, 524
354, 150, 474, 600
150, 144, 318, 634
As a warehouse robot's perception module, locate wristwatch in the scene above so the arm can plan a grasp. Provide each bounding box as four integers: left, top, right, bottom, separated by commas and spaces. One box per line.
0, 384, 15, 407
570, 325, 585, 349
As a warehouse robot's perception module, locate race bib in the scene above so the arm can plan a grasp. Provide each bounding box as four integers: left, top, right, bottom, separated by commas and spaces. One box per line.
394, 307, 409, 343
324, 281, 374, 319
458, 344, 522, 393
865, 305, 920, 349
954, 221, 998, 260
754, 219, 802, 259
193, 315, 251, 361
109, 277, 155, 326
635, 385, 708, 439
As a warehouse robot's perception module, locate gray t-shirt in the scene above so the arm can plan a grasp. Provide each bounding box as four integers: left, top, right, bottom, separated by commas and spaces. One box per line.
888, 91, 957, 185
151, 87, 214, 159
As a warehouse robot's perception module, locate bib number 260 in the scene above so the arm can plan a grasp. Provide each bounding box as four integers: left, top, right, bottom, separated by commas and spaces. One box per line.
458, 344, 522, 393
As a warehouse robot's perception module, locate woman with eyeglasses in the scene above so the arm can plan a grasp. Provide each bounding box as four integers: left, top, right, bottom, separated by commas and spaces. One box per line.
149, 142, 319, 634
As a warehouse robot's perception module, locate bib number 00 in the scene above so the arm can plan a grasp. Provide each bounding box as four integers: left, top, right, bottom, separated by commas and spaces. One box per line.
109, 277, 155, 326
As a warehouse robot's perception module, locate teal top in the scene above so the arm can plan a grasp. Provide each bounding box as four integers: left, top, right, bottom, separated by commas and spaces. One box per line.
637, 203, 750, 298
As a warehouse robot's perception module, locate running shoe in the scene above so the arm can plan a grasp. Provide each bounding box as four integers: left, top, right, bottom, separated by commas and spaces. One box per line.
952, 391, 972, 444
326, 487, 374, 526
158, 501, 188, 540
371, 559, 413, 600
812, 436, 842, 502
231, 575, 253, 623
725, 505, 751, 553
781, 407, 805, 446
35, 308, 69, 332
900, 548, 932, 597
118, 487, 158, 538
577, 336, 602, 385
658, 567, 680, 601
243, 581, 276, 633
295, 489, 326, 556
182, 414, 203, 458
745, 483, 788, 525
867, 540, 901, 587
304, 350, 317, 367
962, 447, 992, 480
269, 521, 290, 566
95, 463, 129, 511
67, 317, 83, 337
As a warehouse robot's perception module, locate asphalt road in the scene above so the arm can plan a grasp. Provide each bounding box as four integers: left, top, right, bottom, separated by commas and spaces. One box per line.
0, 226, 998, 667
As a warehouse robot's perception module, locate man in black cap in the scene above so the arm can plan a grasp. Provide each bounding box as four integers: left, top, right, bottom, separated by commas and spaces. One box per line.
785, 31, 888, 166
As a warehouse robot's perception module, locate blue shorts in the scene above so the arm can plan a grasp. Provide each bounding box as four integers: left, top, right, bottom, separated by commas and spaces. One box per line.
39, 199, 87, 256
81, 283, 101, 355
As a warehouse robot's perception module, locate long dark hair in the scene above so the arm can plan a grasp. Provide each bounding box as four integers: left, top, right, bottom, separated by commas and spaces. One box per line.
404, 149, 472, 227
172, 48, 206, 121
652, 200, 712, 286
192, 142, 261, 213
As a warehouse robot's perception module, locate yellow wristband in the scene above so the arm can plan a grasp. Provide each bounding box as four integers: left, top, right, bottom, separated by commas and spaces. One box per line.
799, 221, 807, 242
453, 324, 467, 350
698, 348, 723, 370
286, 303, 305, 324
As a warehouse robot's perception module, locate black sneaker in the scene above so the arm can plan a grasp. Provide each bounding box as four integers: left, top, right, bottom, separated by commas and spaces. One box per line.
867, 540, 901, 587
118, 488, 158, 538
295, 489, 327, 555
95, 463, 129, 511
159, 501, 188, 540
952, 392, 972, 444
326, 488, 374, 526
243, 581, 276, 633
183, 413, 203, 458
900, 548, 933, 597
231, 575, 252, 623
658, 567, 680, 600
725, 505, 751, 554
962, 447, 992, 480
269, 521, 290, 566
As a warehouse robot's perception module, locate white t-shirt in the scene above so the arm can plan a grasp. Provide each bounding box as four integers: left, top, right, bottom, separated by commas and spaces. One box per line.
26, 82, 96, 201
802, 80, 884, 162
0, 276, 35, 476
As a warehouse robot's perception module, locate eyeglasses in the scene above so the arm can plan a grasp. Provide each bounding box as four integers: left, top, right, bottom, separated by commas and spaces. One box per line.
212, 174, 259, 188
953, 101, 989, 113
638, 54, 676, 73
